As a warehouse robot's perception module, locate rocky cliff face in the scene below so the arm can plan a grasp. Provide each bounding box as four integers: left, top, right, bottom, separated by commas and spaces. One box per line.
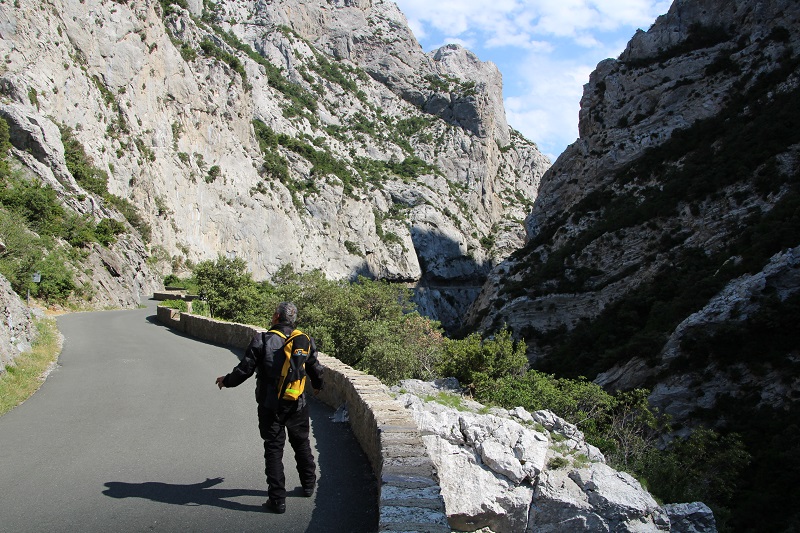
393, 379, 716, 533
0, 273, 34, 373
0, 0, 548, 328
466, 0, 800, 423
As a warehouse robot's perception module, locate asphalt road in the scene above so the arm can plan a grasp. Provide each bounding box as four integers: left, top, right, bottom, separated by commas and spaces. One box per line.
0, 300, 377, 533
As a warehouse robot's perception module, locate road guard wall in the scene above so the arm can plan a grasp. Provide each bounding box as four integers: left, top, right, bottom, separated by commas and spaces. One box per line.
156, 306, 450, 533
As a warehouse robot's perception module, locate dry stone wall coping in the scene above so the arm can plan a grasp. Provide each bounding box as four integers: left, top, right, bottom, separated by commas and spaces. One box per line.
155, 305, 448, 532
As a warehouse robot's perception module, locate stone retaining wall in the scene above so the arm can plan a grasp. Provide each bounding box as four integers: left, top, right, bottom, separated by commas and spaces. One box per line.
156, 306, 450, 533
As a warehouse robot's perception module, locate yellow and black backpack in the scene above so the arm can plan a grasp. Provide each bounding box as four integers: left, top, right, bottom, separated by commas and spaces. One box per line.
270, 328, 312, 401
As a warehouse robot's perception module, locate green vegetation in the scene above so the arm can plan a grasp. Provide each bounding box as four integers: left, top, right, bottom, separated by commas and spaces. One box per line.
175, 258, 435, 382
60, 125, 151, 243
179, 43, 197, 62
199, 37, 249, 88
309, 50, 360, 96
163, 273, 198, 294
424, 392, 467, 411
158, 0, 188, 17
61, 125, 109, 196
0, 121, 120, 303
251, 119, 326, 207
343, 240, 363, 257
0, 118, 10, 179
277, 132, 350, 191
425, 74, 450, 92
209, 25, 317, 112
352, 155, 438, 186
205, 165, 221, 183
373, 209, 404, 247
161, 298, 188, 312
167, 257, 749, 524
0, 318, 60, 416
27, 87, 39, 110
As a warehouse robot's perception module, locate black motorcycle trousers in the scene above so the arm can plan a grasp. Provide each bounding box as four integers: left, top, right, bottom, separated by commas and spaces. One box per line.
257, 403, 316, 502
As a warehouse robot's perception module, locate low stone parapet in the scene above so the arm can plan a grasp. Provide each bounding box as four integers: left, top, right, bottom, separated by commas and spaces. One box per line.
152, 291, 199, 302
155, 305, 449, 533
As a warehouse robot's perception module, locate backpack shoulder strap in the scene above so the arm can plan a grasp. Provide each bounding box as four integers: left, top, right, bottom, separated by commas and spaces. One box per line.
268, 328, 287, 340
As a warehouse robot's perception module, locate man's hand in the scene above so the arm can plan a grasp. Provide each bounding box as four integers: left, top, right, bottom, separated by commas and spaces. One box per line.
215, 376, 226, 390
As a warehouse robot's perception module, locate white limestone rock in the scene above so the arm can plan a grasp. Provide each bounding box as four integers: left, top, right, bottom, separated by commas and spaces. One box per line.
0, 0, 550, 321
530, 465, 670, 533
393, 380, 678, 533
0, 274, 34, 373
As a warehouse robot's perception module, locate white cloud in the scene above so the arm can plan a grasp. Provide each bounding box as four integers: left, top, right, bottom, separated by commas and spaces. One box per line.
405, 17, 428, 42
505, 55, 595, 159
394, 0, 670, 49
392, 0, 672, 157
434, 37, 474, 50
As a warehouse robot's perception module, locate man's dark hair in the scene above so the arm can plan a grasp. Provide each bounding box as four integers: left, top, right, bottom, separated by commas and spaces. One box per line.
276, 301, 297, 326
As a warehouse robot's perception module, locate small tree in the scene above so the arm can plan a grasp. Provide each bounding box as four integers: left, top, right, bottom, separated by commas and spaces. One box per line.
193, 255, 263, 324
439, 327, 527, 388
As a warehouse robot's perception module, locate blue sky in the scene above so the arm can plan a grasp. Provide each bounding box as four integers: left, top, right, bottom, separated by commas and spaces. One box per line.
392, 0, 672, 161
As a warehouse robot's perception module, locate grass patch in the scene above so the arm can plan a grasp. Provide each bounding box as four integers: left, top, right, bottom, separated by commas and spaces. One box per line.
423, 392, 467, 411
0, 318, 61, 416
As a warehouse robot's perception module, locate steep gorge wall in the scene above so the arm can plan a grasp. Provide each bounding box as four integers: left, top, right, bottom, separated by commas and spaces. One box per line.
467, 0, 800, 420
0, 0, 549, 326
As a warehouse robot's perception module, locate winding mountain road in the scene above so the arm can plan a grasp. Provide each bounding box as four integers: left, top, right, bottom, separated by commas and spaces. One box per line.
0, 300, 377, 532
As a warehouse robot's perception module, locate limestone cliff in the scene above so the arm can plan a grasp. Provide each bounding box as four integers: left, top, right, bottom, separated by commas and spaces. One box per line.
0, 0, 548, 329
467, 0, 800, 425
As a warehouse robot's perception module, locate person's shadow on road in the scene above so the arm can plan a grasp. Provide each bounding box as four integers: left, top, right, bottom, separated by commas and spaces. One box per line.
103, 477, 266, 512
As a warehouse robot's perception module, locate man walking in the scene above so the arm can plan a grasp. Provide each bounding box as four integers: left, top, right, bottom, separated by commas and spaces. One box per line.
216, 302, 324, 514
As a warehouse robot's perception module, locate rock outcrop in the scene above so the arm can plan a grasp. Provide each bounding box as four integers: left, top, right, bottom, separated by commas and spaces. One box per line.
0, 0, 549, 327
393, 379, 710, 532
0, 273, 34, 373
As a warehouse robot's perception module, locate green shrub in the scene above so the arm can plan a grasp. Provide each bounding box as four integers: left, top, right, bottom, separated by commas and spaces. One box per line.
277, 133, 352, 193
30, 251, 75, 303
95, 218, 126, 246
62, 126, 145, 239
191, 299, 210, 316
193, 255, 265, 324
0, 208, 47, 296
252, 119, 290, 183
28, 87, 39, 109
159, 0, 188, 15
161, 299, 188, 312
640, 429, 750, 511
343, 240, 362, 257
179, 43, 197, 62
199, 38, 247, 85
206, 165, 221, 183
395, 116, 431, 137
547, 456, 569, 470
0, 177, 66, 236
438, 327, 527, 386
105, 194, 150, 243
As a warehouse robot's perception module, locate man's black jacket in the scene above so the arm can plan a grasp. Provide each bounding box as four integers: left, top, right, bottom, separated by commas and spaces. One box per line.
221, 323, 324, 411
